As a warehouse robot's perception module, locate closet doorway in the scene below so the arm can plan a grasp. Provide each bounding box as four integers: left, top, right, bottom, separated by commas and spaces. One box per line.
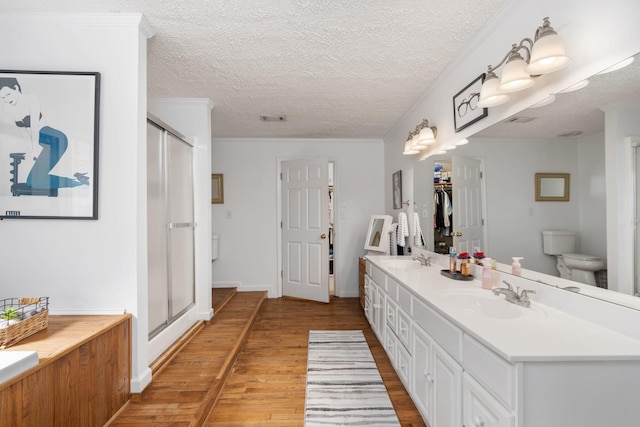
280, 158, 334, 303
431, 156, 486, 255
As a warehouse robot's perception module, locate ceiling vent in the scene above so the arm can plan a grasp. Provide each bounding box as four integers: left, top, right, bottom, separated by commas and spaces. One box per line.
260, 115, 287, 122
504, 116, 536, 124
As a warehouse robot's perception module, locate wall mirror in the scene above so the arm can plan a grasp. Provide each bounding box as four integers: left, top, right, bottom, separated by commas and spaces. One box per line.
535, 173, 570, 201
414, 51, 640, 309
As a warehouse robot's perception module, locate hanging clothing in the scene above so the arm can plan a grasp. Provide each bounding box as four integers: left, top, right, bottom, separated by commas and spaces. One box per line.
434, 189, 453, 233
397, 212, 409, 248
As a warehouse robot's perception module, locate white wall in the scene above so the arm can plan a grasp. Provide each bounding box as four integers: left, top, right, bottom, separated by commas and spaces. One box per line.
384, 0, 640, 286
0, 13, 154, 391
211, 138, 385, 298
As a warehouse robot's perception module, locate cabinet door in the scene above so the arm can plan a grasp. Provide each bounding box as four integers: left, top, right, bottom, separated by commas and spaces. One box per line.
411, 325, 434, 424
372, 284, 385, 343
463, 373, 514, 427
433, 341, 463, 427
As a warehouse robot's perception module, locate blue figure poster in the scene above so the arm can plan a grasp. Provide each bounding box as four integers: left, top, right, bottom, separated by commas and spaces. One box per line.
0, 71, 99, 219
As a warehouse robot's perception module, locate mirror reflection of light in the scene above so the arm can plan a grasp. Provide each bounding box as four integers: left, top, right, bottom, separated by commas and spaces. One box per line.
444, 145, 457, 150
558, 79, 589, 93
434, 150, 447, 155
597, 56, 634, 74
456, 139, 469, 146
529, 95, 556, 108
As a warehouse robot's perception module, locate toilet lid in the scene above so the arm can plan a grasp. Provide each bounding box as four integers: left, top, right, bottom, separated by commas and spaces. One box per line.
562, 253, 601, 261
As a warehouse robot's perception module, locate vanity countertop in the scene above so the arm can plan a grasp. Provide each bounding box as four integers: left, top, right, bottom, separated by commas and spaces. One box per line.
366, 255, 640, 363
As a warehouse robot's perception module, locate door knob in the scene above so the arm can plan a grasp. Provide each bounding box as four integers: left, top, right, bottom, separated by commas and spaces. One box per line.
451, 231, 463, 237
321, 234, 327, 239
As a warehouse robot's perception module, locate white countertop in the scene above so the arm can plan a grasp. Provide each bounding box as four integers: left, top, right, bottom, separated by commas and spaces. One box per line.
366, 255, 640, 363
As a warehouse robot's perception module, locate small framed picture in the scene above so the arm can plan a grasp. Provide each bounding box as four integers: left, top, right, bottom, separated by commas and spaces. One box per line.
211, 173, 224, 204
392, 170, 402, 210
453, 73, 488, 132
0, 70, 100, 219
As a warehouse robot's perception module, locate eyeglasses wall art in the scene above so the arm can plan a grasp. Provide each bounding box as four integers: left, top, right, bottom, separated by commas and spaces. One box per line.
453, 73, 488, 133
0, 71, 100, 219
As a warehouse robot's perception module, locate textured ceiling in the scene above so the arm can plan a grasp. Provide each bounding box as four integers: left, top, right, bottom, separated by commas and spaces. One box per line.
1, 1, 506, 138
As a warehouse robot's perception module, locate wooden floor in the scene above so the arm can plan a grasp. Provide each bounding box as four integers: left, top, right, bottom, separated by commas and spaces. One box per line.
112, 291, 426, 426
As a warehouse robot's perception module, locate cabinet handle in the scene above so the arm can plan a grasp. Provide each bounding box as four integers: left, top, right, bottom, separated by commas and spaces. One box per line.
426, 372, 434, 383
474, 415, 486, 426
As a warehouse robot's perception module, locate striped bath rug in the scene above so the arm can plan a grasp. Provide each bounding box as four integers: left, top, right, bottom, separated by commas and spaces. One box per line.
304, 330, 401, 426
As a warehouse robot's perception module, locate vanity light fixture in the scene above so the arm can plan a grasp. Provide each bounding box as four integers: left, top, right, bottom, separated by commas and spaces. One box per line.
417, 119, 438, 145
477, 17, 570, 108
402, 119, 438, 155
402, 131, 420, 155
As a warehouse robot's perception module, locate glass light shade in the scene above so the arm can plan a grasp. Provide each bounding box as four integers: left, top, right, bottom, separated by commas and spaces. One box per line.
410, 133, 422, 150
418, 126, 436, 145
525, 33, 570, 75
499, 55, 535, 93
403, 139, 420, 155
477, 74, 510, 108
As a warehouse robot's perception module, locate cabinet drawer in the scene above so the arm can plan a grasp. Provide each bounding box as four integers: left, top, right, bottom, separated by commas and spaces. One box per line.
386, 276, 399, 301
397, 306, 411, 351
384, 326, 397, 365
396, 340, 412, 391
463, 335, 516, 409
398, 285, 412, 314
370, 264, 386, 288
386, 298, 398, 332
413, 297, 463, 362
463, 373, 515, 427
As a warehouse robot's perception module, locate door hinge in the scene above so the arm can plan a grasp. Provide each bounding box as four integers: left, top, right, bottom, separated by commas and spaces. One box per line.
281, 270, 283, 278
482, 218, 485, 226
281, 221, 283, 228
280, 172, 282, 180
479, 171, 483, 179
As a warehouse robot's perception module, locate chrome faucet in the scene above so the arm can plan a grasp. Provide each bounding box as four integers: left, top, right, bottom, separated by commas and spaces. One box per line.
412, 253, 432, 267
492, 280, 536, 307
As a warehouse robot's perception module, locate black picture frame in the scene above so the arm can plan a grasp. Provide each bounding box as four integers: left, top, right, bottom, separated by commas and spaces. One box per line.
392, 170, 402, 210
453, 73, 488, 133
0, 70, 100, 219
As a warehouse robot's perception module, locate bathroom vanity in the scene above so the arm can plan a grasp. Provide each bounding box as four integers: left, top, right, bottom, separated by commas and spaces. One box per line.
364, 255, 640, 427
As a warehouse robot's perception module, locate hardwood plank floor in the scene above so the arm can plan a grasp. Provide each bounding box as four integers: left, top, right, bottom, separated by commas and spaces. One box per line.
205, 297, 426, 427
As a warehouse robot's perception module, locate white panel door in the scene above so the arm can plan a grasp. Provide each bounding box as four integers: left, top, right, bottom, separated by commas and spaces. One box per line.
451, 156, 484, 254
282, 158, 329, 303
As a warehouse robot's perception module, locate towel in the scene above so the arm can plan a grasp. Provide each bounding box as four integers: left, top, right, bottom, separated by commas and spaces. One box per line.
389, 223, 398, 255
413, 212, 424, 246
397, 212, 409, 247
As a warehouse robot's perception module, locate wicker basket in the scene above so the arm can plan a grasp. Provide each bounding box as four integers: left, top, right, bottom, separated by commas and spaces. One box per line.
0, 297, 49, 348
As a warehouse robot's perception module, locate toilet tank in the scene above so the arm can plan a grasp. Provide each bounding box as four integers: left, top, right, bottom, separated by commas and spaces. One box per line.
542, 230, 576, 255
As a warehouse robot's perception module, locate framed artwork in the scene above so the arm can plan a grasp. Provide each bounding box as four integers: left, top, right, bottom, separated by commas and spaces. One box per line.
392, 170, 402, 210
212, 173, 224, 204
0, 70, 100, 219
453, 73, 488, 132
535, 173, 570, 201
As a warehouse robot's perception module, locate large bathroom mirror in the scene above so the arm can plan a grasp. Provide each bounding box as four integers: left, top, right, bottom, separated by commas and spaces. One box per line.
414, 51, 640, 308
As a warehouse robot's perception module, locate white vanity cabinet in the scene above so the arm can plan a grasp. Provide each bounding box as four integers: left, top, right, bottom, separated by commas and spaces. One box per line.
412, 322, 463, 427
365, 256, 640, 427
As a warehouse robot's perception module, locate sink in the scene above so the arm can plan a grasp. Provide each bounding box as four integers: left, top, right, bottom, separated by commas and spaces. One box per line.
378, 259, 422, 270
444, 289, 531, 319
0, 350, 39, 385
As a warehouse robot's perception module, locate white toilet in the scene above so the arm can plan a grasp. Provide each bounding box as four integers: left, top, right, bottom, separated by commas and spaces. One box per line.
542, 230, 605, 286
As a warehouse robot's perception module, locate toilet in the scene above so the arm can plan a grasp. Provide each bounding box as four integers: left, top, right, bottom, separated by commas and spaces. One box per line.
542, 230, 605, 286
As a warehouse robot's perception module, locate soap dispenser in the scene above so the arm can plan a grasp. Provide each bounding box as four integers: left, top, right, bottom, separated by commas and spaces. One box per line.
511, 257, 523, 276
482, 258, 493, 290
